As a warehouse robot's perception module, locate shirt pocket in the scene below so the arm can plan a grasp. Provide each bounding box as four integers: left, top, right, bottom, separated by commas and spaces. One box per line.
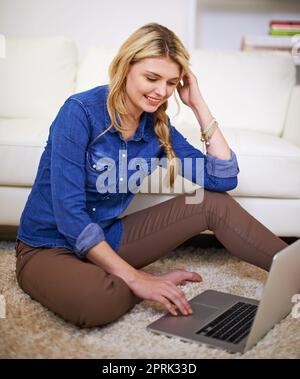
85, 151, 117, 199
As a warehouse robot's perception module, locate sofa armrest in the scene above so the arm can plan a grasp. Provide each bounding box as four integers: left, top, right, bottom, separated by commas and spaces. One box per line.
282, 85, 300, 147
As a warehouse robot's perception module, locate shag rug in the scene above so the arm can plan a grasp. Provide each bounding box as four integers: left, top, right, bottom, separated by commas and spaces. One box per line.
0, 241, 299, 359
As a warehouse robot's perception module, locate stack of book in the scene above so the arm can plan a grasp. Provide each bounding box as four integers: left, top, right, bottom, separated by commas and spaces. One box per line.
241, 20, 300, 65
269, 20, 300, 37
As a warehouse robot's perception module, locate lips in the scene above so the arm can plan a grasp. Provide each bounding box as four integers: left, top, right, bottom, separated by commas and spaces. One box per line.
144, 95, 161, 105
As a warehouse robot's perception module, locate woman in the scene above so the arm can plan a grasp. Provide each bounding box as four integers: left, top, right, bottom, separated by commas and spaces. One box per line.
15, 23, 287, 327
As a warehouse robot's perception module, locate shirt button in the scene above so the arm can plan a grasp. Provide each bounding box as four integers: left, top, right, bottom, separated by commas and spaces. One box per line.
122, 153, 126, 158
92, 208, 96, 212
93, 164, 97, 169
120, 177, 124, 182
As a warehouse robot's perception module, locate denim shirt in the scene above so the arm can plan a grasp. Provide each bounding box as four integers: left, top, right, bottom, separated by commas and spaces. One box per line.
17, 85, 239, 259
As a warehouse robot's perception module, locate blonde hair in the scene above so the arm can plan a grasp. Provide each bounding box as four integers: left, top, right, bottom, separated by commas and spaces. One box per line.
101, 23, 190, 188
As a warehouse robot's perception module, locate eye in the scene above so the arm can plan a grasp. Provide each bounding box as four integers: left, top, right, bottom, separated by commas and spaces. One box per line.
168, 82, 177, 86
146, 77, 156, 82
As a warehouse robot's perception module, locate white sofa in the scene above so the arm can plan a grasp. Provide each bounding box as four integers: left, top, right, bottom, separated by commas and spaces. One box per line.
0, 37, 300, 237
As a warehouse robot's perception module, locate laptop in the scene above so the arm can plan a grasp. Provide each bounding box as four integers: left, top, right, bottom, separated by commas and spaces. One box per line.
147, 239, 300, 353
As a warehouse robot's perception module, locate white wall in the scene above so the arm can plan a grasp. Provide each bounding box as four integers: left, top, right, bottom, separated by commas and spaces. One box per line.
1, 0, 300, 54
0, 0, 191, 59
195, 0, 300, 50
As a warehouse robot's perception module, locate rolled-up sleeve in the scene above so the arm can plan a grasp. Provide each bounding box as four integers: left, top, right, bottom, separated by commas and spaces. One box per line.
169, 123, 240, 192
206, 150, 239, 178
50, 98, 105, 259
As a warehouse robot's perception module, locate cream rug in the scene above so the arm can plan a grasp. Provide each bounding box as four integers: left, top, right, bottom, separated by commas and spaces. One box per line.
0, 241, 299, 359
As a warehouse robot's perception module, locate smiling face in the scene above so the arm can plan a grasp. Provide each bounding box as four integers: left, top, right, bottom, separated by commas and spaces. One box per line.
124, 56, 181, 119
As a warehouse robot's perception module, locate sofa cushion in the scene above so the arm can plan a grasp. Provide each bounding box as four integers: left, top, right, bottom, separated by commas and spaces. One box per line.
0, 118, 49, 186
0, 37, 77, 120
173, 121, 300, 199
75, 46, 118, 92
168, 50, 296, 137
226, 129, 300, 198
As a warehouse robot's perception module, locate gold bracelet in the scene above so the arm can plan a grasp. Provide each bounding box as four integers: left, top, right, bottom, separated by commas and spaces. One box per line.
202, 117, 217, 134
200, 118, 218, 147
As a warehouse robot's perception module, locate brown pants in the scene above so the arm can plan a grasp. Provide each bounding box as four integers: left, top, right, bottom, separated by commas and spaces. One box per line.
15, 189, 288, 328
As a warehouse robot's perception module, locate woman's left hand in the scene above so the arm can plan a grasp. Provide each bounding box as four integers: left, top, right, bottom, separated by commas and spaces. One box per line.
176, 70, 203, 109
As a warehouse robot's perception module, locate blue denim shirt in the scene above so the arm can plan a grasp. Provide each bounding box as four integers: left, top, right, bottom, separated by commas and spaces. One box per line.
17, 85, 239, 259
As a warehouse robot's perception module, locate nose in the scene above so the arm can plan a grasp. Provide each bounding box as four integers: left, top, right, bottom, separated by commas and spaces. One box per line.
154, 82, 167, 98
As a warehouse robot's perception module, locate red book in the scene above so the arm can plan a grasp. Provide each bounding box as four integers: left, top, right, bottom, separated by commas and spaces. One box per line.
270, 20, 300, 27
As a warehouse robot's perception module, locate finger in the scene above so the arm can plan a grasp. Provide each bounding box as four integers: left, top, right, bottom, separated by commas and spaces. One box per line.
177, 269, 202, 281
162, 284, 192, 315
161, 287, 187, 315
182, 75, 189, 85
176, 270, 203, 284
156, 295, 178, 316
185, 272, 203, 282
183, 72, 194, 82
175, 286, 193, 314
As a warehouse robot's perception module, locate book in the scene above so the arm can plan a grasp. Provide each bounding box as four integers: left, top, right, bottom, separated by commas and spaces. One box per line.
271, 25, 300, 32
269, 30, 300, 37
270, 20, 300, 27
269, 20, 300, 36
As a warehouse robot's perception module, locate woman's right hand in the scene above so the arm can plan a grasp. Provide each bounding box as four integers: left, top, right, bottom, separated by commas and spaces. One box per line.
126, 269, 196, 316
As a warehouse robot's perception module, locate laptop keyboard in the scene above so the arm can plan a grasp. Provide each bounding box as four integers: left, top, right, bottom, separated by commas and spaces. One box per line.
196, 302, 258, 344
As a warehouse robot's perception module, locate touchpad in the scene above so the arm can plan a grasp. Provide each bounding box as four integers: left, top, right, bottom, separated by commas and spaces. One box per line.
191, 303, 219, 321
